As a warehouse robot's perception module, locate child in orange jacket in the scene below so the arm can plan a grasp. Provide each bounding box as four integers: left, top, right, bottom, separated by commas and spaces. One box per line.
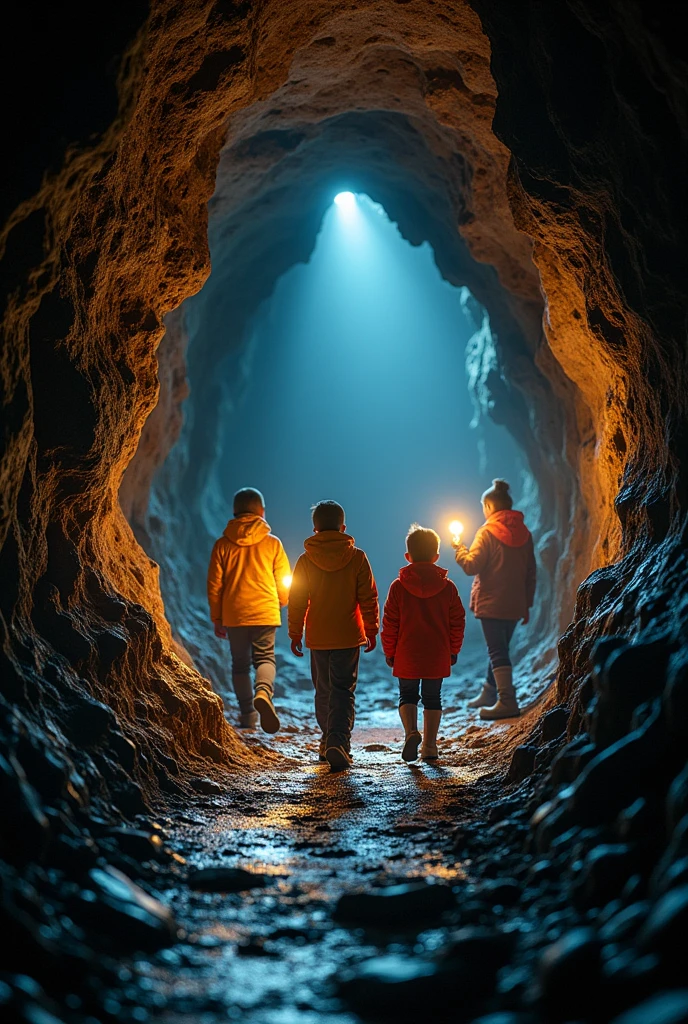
382, 524, 465, 762
207, 487, 291, 733
288, 500, 378, 770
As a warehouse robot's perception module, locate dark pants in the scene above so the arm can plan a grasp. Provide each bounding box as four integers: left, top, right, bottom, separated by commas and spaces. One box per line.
480, 618, 518, 686
227, 626, 277, 714
398, 679, 443, 711
310, 647, 360, 752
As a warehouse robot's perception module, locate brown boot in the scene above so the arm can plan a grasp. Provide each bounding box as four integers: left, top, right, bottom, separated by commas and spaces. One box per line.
421, 709, 442, 760
399, 704, 422, 762
479, 667, 520, 720
254, 688, 280, 733
467, 681, 497, 709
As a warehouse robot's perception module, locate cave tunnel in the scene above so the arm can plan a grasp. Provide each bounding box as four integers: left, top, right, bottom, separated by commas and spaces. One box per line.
1, 2, 687, 1023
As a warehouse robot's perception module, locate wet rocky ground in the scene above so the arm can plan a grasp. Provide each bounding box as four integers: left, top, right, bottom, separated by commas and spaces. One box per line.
10, 642, 686, 1024
91, 646, 553, 1024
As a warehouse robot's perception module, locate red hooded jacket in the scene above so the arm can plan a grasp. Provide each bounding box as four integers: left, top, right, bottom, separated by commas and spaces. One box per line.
455, 509, 536, 620
381, 562, 465, 679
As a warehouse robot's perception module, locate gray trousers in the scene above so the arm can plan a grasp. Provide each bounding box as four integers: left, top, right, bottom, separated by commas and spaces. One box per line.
310, 647, 360, 752
227, 626, 277, 714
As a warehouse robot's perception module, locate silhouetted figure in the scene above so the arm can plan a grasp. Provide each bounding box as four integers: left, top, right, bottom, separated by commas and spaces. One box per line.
288, 500, 378, 770
207, 487, 291, 733
381, 525, 465, 762
453, 479, 536, 720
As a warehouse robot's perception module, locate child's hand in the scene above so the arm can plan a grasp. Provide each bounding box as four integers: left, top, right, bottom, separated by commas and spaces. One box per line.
214, 621, 227, 639
451, 654, 458, 666
385, 656, 394, 668
364, 636, 377, 653
290, 639, 304, 658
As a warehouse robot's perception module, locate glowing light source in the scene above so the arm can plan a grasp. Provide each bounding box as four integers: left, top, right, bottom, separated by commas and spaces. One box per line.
282, 574, 293, 588
449, 520, 464, 543
334, 191, 356, 210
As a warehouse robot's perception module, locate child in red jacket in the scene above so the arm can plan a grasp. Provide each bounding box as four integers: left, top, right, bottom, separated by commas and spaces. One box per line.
381, 524, 465, 762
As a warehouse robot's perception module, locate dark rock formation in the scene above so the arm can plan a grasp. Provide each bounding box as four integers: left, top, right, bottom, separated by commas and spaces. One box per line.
1, 1, 687, 1020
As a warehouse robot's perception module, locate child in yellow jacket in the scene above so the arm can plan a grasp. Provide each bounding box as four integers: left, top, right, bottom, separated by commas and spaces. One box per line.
207, 487, 291, 733
288, 500, 378, 769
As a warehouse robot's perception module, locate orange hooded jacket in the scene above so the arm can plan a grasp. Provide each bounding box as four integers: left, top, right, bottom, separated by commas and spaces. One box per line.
288, 531, 379, 650
207, 514, 291, 627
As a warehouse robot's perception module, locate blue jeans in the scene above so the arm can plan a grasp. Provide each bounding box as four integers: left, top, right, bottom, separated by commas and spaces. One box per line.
398, 679, 442, 711
480, 618, 518, 686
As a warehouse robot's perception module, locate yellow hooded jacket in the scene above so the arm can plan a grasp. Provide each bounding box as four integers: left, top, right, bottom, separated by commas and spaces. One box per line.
288, 531, 379, 650
207, 514, 291, 627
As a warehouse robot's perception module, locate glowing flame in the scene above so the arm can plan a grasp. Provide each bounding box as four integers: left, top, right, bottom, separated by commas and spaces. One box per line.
282, 574, 293, 588
449, 520, 464, 541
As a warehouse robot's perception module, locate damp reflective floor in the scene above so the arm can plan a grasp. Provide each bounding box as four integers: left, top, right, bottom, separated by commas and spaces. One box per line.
134, 647, 544, 1023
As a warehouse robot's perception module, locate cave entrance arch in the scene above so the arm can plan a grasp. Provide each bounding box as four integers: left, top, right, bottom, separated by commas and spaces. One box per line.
122, 178, 557, 704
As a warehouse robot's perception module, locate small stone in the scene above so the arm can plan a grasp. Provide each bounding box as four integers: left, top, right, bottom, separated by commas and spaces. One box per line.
187, 866, 267, 892
609, 990, 688, 1024
106, 828, 167, 861
573, 843, 636, 909
334, 880, 454, 927
337, 955, 451, 1016
80, 865, 178, 950
638, 885, 688, 959
599, 900, 651, 942
189, 777, 223, 795
539, 706, 570, 743
477, 878, 520, 907
539, 926, 602, 1021
508, 744, 537, 784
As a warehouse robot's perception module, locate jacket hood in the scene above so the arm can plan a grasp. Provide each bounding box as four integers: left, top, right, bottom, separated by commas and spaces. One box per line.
304, 531, 356, 571
483, 509, 531, 547
223, 514, 272, 546
398, 562, 449, 598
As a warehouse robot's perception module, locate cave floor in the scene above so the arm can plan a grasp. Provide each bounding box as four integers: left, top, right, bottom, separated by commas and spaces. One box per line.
133, 648, 549, 1023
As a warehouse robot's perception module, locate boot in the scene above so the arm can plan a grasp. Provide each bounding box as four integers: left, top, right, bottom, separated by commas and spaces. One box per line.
399, 704, 422, 762
420, 709, 442, 760
319, 736, 327, 762
239, 711, 259, 729
254, 687, 280, 733
467, 680, 497, 709
480, 666, 520, 720
326, 745, 352, 770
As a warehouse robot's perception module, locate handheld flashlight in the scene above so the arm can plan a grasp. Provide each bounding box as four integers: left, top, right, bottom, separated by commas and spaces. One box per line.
449, 520, 464, 544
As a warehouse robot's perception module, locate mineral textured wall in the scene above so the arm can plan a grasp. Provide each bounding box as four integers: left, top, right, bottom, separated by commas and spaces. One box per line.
1, 0, 687, 1017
